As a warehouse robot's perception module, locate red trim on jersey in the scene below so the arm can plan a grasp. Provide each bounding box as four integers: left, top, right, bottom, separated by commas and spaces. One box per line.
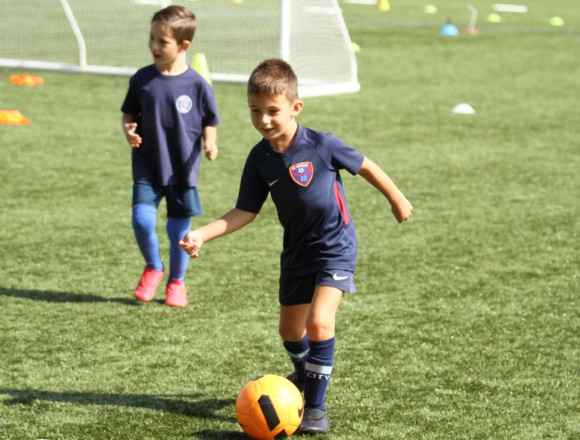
334, 181, 350, 226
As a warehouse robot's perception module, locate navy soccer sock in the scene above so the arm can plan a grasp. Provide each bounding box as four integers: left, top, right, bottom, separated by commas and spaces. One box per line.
132, 204, 163, 271
166, 216, 191, 282
283, 336, 310, 382
304, 337, 335, 411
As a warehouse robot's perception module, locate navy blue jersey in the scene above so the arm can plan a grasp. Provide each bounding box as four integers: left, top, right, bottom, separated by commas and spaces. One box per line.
121, 65, 220, 186
236, 126, 365, 275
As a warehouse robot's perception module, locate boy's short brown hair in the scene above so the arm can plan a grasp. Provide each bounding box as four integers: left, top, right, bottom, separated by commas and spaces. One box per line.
152, 5, 197, 43
247, 59, 299, 101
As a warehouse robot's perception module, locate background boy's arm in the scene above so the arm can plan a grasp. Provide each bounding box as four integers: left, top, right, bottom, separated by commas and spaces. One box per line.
203, 125, 218, 160
179, 208, 256, 258
121, 113, 142, 148
358, 157, 413, 223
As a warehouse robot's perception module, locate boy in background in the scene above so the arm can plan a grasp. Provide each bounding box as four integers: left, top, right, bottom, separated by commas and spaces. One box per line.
121, 5, 219, 307
180, 59, 412, 434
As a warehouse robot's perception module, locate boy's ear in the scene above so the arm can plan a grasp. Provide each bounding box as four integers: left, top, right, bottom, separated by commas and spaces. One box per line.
180, 40, 191, 52
292, 100, 304, 116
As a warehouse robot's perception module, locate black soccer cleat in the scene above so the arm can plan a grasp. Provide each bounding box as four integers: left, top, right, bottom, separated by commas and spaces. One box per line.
286, 371, 304, 392
297, 407, 330, 435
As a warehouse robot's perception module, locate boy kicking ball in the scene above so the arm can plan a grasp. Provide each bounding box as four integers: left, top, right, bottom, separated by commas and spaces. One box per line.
180, 59, 412, 434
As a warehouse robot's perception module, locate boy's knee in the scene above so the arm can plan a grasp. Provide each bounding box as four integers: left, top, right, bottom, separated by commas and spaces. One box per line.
132, 204, 157, 230
306, 316, 334, 341
279, 325, 305, 342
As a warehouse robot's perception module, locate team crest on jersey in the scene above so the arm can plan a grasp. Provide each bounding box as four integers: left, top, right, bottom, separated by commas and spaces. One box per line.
289, 162, 314, 187
175, 95, 192, 114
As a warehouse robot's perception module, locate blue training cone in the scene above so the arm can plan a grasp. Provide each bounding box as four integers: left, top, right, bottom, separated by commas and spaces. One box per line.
441, 22, 459, 36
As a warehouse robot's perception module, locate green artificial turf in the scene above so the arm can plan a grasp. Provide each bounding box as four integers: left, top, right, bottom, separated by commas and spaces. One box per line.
0, 1, 578, 438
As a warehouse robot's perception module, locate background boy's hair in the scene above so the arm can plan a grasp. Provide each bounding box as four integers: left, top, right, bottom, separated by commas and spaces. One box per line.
152, 5, 197, 43
247, 59, 299, 101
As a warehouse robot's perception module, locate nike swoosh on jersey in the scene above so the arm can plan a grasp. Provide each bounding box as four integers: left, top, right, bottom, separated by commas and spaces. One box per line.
332, 273, 349, 281
268, 179, 279, 187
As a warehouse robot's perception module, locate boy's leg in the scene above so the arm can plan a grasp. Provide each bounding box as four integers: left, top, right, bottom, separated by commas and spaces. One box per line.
164, 186, 200, 307
132, 203, 165, 301
132, 181, 164, 271
132, 204, 163, 271
299, 285, 342, 434
283, 337, 309, 388
164, 216, 191, 307
280, 304, 310, 387
166, 216, 191, 282
304, 285, 342, 408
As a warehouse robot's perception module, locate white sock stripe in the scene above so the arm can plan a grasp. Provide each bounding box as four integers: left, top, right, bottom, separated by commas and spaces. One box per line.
288, 349, 309, 361
305, 362, 333, 375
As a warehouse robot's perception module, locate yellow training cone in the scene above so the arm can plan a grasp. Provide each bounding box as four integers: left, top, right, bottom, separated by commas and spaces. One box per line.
192, 53, 212, 85
378, 0, 390, 12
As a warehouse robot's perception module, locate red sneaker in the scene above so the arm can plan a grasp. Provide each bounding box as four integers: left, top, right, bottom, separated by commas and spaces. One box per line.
165, 280, 188, 308
134, 266, 164, 302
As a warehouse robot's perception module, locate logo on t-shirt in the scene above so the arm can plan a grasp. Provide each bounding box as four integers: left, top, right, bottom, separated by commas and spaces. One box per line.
289, 162, 314, 187
175, 95, 193, 114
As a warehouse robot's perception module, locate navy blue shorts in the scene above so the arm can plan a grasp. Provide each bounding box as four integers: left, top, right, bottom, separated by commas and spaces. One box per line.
132, 179, 202, 218
279, 269, 356, 306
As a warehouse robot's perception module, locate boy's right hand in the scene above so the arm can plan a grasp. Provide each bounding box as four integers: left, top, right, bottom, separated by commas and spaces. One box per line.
124, 122, 142, 148
179, 231, 204, 258
204, 143, 218, 161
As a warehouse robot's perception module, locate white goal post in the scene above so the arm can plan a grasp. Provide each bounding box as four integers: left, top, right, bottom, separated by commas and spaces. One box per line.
0, 0, 360, 97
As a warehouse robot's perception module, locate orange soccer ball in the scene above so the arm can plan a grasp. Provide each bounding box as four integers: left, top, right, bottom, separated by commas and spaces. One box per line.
235, 374, 304, 440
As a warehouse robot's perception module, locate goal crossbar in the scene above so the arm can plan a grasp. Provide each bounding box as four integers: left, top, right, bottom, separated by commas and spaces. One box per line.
0, 0, 360, 98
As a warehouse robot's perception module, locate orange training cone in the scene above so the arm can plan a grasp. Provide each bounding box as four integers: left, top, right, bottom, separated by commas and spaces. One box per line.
9, 73, 44, 86
0, 110, 30, 125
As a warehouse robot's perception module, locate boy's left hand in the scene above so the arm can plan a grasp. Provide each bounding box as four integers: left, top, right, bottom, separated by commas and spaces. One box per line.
392, 197, 413, 223
204, 143, 218, 161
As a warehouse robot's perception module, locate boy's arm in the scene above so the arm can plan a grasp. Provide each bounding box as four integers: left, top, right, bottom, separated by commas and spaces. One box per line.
179, 208, 256, 258
358, 157, 413, 223
203, 125, 218, 161
121, 113, 142, 148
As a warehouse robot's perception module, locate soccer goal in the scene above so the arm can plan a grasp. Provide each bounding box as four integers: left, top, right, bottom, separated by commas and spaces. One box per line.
0, 0, 359, 97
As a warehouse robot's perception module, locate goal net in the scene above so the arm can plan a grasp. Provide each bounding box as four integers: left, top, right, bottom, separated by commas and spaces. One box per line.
0, 0, 359, 97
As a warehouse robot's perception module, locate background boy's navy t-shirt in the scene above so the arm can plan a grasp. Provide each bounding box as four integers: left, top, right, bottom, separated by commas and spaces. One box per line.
121, 65, 220, 187
236, 126, 365, 276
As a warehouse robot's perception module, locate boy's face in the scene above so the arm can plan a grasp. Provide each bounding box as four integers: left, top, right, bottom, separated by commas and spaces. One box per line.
248, 93, 303, 149
149, 21, 190, 69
